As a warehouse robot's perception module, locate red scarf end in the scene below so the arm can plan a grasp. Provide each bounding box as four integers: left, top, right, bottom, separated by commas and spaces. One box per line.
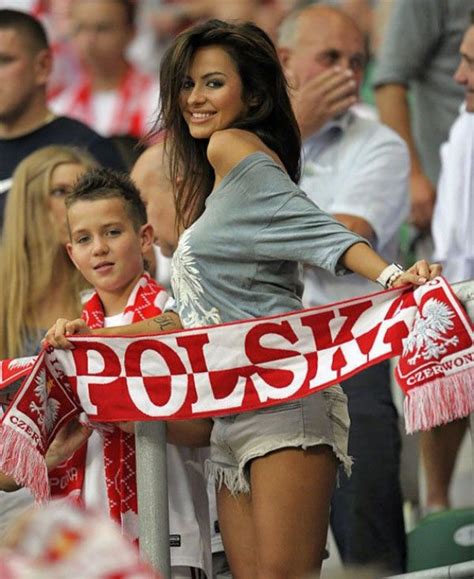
0, 424, 49, 502
404, 369, 474, 434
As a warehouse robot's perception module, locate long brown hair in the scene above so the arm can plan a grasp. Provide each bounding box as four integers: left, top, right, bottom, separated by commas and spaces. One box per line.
158, 18, 301, 228
0, 146, 97, 359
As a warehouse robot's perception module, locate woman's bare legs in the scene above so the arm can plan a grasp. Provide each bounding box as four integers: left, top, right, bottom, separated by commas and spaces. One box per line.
217, 445, 337, 579
217, 486, 257, 578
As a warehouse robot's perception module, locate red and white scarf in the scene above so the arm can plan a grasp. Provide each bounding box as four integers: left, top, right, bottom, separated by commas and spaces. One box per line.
0, 274, 166, 537
1, 277, 472, 505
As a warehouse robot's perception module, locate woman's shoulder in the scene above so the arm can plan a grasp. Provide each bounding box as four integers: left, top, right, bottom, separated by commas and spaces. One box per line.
207, 129, 283, 182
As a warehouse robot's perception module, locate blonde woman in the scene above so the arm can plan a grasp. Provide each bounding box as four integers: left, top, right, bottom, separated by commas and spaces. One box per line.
0, 146, 97, 535
0, 146, 97, 361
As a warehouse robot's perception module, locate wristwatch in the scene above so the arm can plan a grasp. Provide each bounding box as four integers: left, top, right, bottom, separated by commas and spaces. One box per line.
376, 263, 405, 289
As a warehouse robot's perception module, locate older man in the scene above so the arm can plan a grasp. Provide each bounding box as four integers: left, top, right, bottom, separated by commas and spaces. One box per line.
278, 4, 409, 572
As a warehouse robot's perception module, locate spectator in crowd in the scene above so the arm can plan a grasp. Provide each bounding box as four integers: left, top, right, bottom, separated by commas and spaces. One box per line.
131, 142, 229, 578
131, 141, 176, 285
50, 0, 159, 139
278, 4, 409, 573
374, 0, 473, 520
0, 145, 95, 362
131, 148, 214, 578
148, 0, 301, 52
373, 0, 469, 234
298, 0, 383, 113
0, 0, 81, 99
0, 145, 96, 537
47, 19, 441, 578
424, 14, 474, 515
0, 9, 124, 229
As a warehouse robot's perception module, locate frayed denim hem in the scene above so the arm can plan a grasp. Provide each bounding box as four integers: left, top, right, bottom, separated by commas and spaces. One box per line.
207, 437, 352, 495
206, 460, 250, 495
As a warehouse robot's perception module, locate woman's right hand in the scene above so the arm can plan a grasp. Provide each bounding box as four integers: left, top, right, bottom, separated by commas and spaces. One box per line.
43, 318, 91, 349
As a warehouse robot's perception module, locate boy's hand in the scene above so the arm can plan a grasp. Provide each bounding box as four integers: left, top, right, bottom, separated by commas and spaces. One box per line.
43, 318, 91, 349
45, 419, 92, 470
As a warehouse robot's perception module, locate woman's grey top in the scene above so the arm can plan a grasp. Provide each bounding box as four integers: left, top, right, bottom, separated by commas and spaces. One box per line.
171, 152, 367, 328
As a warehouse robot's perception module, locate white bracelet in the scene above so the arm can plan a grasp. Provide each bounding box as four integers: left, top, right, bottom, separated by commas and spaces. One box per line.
376, 263, 405, 289
387, 269, 405, 289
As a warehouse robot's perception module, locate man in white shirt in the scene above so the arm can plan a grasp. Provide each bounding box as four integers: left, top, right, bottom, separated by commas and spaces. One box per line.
422, 15, 474, 515
278, 4, 410, 573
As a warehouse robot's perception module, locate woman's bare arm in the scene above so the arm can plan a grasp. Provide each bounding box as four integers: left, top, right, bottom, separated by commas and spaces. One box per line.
340, 241, 442, 287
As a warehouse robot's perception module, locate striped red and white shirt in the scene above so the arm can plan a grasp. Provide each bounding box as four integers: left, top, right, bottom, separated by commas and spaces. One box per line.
50, 65, 159, 138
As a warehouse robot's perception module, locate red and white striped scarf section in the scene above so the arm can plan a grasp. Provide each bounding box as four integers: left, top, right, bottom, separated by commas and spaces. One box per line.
55, 65, 156, 138
0, 276, 472, 505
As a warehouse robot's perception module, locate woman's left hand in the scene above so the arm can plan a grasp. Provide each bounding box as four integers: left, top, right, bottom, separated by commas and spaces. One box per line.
392, 259, 442, 289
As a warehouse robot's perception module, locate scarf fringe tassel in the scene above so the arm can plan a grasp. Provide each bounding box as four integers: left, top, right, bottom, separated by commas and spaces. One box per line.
404, 369, 474, 434
0, 425, 49, 502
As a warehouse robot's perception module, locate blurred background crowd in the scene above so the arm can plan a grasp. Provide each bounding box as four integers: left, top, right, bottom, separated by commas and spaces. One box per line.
0, 1, 472, 578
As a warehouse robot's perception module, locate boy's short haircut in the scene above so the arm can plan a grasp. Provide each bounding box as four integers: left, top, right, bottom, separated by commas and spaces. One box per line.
66, 167, 147, 231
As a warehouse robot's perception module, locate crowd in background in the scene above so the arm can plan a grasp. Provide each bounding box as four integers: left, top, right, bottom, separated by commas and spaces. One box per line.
0, 1, 472, 578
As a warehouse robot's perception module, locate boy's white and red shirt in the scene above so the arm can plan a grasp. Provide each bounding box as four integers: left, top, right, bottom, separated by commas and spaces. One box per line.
49, 65, 159, 138
52, 274, 210, 576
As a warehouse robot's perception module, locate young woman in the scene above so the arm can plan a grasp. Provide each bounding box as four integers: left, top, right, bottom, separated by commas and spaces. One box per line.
48, 20, 441, 578
0, 145, 96, 361
0, 145, 97, 538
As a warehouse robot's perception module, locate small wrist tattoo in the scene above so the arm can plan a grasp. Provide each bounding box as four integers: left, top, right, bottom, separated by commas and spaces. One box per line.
152, 314, 177, 332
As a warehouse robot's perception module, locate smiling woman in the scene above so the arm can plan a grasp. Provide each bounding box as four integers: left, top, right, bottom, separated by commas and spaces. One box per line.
179, 46, 248, 140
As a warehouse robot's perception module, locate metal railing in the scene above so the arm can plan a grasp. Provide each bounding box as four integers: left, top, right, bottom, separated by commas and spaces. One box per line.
386, 560, 474, 578
135, 280, 474, 578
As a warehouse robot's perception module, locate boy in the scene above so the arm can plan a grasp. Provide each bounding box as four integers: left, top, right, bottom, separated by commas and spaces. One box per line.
59, 167, 211, 578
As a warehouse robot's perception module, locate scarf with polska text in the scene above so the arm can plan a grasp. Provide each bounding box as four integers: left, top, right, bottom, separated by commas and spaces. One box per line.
0, 276, 472, 505
0, 273, 167, 539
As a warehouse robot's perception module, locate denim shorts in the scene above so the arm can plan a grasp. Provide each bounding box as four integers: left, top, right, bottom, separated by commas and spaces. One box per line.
208, 385, 351, 494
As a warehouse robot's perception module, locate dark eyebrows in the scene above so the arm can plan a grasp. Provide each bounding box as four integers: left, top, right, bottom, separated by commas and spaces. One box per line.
202, 71, 227, 78
100, 221, 123, 229
70, 227, 89, 237
184, 71, 228, 80
70, 221, 122, 235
